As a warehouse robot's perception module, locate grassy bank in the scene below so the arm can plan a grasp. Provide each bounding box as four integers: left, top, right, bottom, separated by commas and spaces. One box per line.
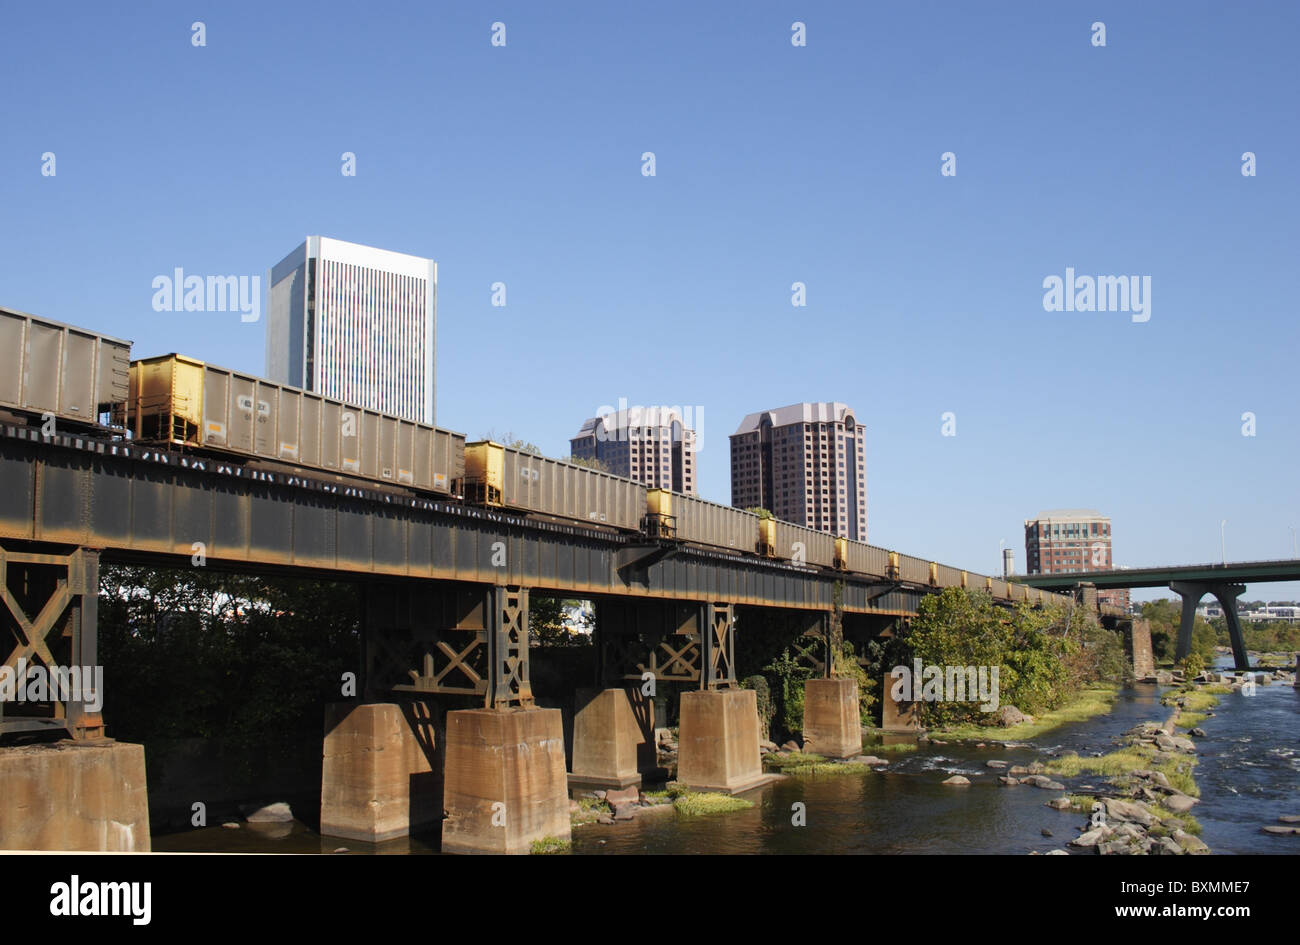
930, 685, 1118, 742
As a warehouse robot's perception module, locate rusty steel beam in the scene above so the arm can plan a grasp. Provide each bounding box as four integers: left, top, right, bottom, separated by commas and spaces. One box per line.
0, 426, 976, 617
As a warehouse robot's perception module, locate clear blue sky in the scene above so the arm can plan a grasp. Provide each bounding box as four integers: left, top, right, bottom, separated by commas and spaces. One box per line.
3, 2, 1297, 601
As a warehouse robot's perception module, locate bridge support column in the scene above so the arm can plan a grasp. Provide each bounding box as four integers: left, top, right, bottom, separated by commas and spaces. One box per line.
439, 586, 571, 853
1172, 581, 1248, 669
676, 603, 767, 794
677, 688, 765, 793
802, 678, 861, 758
1126, 617, 1155, 679
319, 702, 439, 843
570, 686, 654, 792
441, 707, 570, 854
881, 671, 922, 732
0, 544, 150, 851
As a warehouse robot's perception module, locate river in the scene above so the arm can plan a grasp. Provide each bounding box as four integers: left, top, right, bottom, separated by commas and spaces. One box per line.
154, 675, 1299, 855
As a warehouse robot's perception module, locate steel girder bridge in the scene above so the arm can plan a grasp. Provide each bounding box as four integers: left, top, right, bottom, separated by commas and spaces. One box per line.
0, 423, 1093, 740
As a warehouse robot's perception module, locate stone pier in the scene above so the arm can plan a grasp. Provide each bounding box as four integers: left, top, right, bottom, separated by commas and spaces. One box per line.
320, 702, 439, 843
802, 678, 862, 758
0, 740, 150, 851
441, 707, 570, 855
880, 672, 922, 732
570, 687, 654, 792
676, 689, 767, 794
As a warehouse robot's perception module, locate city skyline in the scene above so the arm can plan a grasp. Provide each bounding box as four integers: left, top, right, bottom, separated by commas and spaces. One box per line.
3, 3, 1296, 601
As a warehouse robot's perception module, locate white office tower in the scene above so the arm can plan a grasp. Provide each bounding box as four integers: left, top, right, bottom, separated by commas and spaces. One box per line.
266, 236, 436, 424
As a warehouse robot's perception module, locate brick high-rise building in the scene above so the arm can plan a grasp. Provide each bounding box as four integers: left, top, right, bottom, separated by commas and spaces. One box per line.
569, 407, 696, 493
729, 402, 867, 540
1024, 509, 1129, 609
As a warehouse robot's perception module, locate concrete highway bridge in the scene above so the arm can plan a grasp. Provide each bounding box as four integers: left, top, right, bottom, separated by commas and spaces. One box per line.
1015, 559, 1300, 669
0, 423, 1141, 853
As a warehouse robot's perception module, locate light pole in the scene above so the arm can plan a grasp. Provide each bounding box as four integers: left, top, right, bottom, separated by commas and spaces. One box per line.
1220, 519, 1227, 565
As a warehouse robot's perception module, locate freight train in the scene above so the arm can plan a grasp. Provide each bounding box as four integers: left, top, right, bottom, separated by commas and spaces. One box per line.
0, 305, 1040, 602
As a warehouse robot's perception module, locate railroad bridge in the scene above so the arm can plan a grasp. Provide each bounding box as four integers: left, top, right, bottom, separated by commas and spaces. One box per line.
0, 424, 1139, 853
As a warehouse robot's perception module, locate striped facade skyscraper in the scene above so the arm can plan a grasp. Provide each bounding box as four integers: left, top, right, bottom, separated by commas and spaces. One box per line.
265, 236, 436, 424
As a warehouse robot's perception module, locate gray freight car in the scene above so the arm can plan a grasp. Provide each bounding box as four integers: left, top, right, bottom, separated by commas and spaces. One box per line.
0, 306, 131, 428
129, 354, 464, 494
462, 441, 646, 532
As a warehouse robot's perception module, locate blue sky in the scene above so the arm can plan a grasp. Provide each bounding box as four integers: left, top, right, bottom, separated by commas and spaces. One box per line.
2, 2, 1297, 601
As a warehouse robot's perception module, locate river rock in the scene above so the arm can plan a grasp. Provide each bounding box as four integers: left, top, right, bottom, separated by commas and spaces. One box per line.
613, 803, 638, 821
1022, 775, 1066, 790
1152, 836, 1184, 855
597, 814, 615, 825
986, 760, 1009, 769
998, 776, 1020, 785
1071, 826, 1111, 848
1262, 825, 1300, 836
942, 775, 970, 786
1099, 839, 1140, 855
1041, 828, 1053, 837
1278, 815, 1300, 823
1102, 798, 1156, 826
1046, 797, 1072, 810
1189, 728, 1207, 737
995, 706, 1032, 727
1043, 849, 1068, 855
242, 802, 293, 823
1164, 794, 1199, 814
782, 740, 801, 751
605, 786, 640, 807
1173, 829, 1209, 854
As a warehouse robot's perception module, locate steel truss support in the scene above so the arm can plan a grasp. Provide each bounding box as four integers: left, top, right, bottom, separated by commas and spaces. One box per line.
1171, 580, 1248, 669
790, 611, 832, 678
596, 599, 702, 686
701, 603, 736, 690
0, 543, 102, 740
366, 581, 534, 709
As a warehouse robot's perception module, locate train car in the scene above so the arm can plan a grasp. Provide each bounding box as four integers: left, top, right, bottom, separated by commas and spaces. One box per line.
0, 306, 131, 429
642, 489, 759, 552
840, 539, 890, 576
128, 354, 464, 494
773, 519, 837, 569
461, 441, 646, 532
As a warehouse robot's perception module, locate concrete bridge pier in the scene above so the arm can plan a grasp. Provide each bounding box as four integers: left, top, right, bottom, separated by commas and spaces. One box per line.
339, 581, 570, 853
437, 586, 570, 854
795, 611, 863, 758
1172, 581, 1248, 669
803, 678, 862, 757
0, 544, 151, 852
673, 603, 769, 794
569, 685, 654, 792
319, 701, 439, 843
584, 598, 705, 789
881, 670, 922, 732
